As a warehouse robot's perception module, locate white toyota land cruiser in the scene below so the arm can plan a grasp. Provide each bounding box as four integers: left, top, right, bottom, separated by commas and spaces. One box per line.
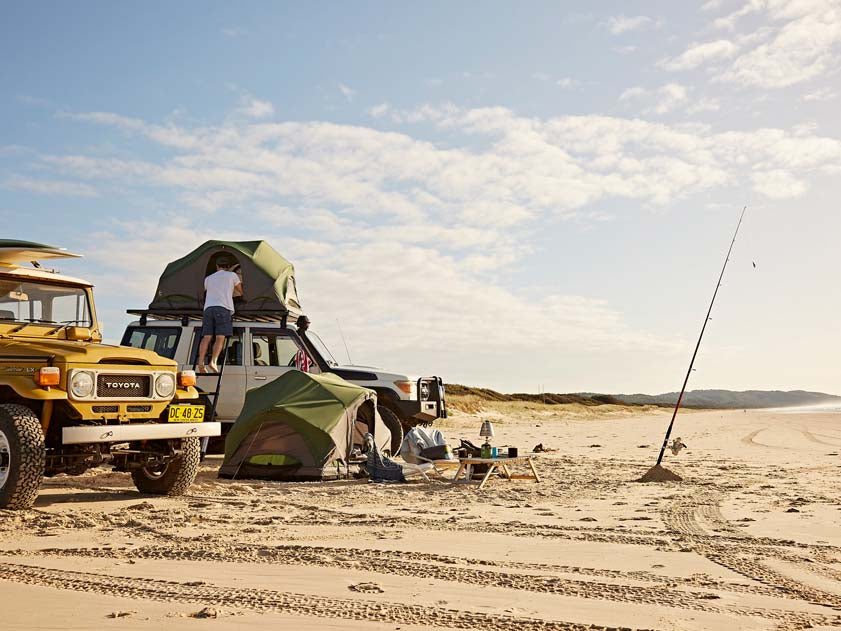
121, 313, 446, 453
122, 239, 446, 454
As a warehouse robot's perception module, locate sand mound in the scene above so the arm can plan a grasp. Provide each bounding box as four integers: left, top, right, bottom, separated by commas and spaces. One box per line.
636, 464, 683, 482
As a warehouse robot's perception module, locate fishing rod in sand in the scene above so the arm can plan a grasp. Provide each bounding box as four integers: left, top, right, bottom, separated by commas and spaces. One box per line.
652, 206, 748, 470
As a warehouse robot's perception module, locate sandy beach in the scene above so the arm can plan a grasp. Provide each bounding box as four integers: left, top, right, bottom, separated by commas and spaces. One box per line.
2, 401, 841, 631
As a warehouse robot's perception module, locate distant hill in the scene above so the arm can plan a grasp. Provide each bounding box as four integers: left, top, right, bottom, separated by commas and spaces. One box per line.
447, 384, 636, 407
447, 385, 841, 410
608, 389, 841, 409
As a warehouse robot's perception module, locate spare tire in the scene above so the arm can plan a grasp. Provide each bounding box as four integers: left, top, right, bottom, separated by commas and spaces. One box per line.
377, 405, 403, 455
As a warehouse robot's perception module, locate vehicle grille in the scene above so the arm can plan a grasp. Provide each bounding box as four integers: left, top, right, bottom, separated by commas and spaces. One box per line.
93, 405, 119, 413
127, 405, 152, 413
96, 374, 151, 398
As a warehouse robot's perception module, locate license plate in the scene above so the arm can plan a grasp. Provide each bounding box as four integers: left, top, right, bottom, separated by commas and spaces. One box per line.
167, 405, 205, 423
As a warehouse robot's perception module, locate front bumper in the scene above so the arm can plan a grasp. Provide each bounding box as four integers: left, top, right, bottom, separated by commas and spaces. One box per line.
62, 422, 221, 445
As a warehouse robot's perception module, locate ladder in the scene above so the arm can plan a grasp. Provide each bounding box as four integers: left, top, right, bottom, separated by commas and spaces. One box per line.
192, 338, 230, 459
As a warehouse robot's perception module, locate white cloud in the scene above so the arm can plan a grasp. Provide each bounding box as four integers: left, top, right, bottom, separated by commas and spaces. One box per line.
1, 174, 98, 197
619, 86, 646, 102
702, 0, 725, 11
686, 97, 721, 113
235, 95, 275, 119
221, 26, 247, 39
26, 101, 841, 389
650, 83, 689, 114
619, 84, 718, 116
750, 169, 807, 198
338, 83, 356, 102
718, 5, 841, 88
532, 74, 579, 89
667, 1, 841, 89
604, 15, 661, 35
48, 103, 841, 226
87, 216, 682, 381
660, 39, 740, 71
802, 87, 838, 102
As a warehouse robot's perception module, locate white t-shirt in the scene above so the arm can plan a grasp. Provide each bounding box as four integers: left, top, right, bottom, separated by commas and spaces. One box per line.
204, 271, 240, 313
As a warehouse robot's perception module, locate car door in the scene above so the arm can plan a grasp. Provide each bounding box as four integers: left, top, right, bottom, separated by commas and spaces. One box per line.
187, 325, 248, 422
246, 329, 318, 391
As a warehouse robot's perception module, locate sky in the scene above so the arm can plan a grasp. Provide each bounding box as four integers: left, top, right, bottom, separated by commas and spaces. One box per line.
2, 1, 841, 395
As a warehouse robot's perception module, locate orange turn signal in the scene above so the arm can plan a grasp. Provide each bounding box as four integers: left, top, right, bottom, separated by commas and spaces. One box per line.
178, 370, 196, 388
35, 366, 60, 387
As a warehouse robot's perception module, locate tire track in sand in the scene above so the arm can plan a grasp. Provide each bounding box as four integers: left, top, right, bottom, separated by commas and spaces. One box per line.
0, 561, 656, 631
5, 546, 840, 629
664, 493, 841, 612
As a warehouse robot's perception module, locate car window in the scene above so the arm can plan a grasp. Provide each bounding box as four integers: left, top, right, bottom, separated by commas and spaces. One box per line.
190, 327, 243, 366
122, 326, 181, 359
0, 279, 91, 325
252, 333, 303, 367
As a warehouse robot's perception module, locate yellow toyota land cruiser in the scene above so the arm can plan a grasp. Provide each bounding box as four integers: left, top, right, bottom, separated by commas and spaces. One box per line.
0, 241, 220, 509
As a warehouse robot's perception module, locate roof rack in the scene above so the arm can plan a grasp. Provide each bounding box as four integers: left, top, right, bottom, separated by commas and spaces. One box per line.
127, 308, 300, 327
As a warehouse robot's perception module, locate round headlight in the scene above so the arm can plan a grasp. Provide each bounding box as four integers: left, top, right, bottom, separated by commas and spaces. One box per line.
70, 371, 94, 398
155, 373, 175, 398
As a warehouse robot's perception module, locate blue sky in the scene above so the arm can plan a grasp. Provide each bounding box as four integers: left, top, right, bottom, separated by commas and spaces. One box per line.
2, 1, 841, 394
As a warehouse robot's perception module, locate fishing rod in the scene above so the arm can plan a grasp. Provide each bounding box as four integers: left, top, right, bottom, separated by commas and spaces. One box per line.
655, 206, 747, 467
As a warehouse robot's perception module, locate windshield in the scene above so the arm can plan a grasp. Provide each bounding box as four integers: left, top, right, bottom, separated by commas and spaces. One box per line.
0, 279, 92, 326
307, 330, 339, 366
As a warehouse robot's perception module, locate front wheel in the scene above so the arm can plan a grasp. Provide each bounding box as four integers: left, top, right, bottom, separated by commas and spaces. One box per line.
132, 437, 200, 496
378, 406, 404, 455
0, 403, 46, 510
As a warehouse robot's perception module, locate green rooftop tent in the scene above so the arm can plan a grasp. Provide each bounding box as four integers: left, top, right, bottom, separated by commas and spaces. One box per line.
147, 240, 301, 316
219, 371, 389, 481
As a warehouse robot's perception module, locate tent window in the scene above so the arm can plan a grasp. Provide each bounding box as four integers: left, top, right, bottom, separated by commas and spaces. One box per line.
206, 252, 242, 277
252, 333, 303, 367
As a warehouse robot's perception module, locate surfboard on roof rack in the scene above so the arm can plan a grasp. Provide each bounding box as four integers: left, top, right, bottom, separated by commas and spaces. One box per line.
0, 239, 82, 264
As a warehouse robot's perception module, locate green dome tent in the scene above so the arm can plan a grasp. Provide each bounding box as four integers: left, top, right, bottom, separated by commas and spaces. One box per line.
148, 240, 301, 316
219, 371, 389, 481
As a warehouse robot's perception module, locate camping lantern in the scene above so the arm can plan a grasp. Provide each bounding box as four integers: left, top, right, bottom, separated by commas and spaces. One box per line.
479, 420, 494, 457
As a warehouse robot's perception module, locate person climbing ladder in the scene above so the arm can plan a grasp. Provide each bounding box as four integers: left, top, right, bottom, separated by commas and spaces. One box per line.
197, 256, 242, 373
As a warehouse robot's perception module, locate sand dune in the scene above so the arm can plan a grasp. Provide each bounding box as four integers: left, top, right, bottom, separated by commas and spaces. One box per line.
2, 403, 841, 630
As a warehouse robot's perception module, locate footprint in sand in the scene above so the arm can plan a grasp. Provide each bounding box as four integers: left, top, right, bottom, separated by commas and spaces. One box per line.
348, 582, 384, 594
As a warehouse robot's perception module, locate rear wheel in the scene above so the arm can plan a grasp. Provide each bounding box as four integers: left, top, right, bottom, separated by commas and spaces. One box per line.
131, 437, 200, 496
378, 405, 403, 455
0, 403, 46, 510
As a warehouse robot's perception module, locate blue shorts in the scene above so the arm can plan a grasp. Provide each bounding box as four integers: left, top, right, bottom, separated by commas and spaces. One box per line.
202, 306, 233, 337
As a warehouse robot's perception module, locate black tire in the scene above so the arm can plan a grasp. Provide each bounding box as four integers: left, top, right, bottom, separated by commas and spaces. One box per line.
0, 403, 46, 510
378, 405, 404, 455
131, 437, 200, 496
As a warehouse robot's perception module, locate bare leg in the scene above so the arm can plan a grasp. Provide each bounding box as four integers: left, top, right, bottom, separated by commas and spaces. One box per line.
197, 335, 212, 372
209, 335, 226, 371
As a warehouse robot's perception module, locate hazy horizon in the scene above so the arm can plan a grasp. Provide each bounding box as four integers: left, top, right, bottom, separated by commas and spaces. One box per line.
3, 2, 840, 394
